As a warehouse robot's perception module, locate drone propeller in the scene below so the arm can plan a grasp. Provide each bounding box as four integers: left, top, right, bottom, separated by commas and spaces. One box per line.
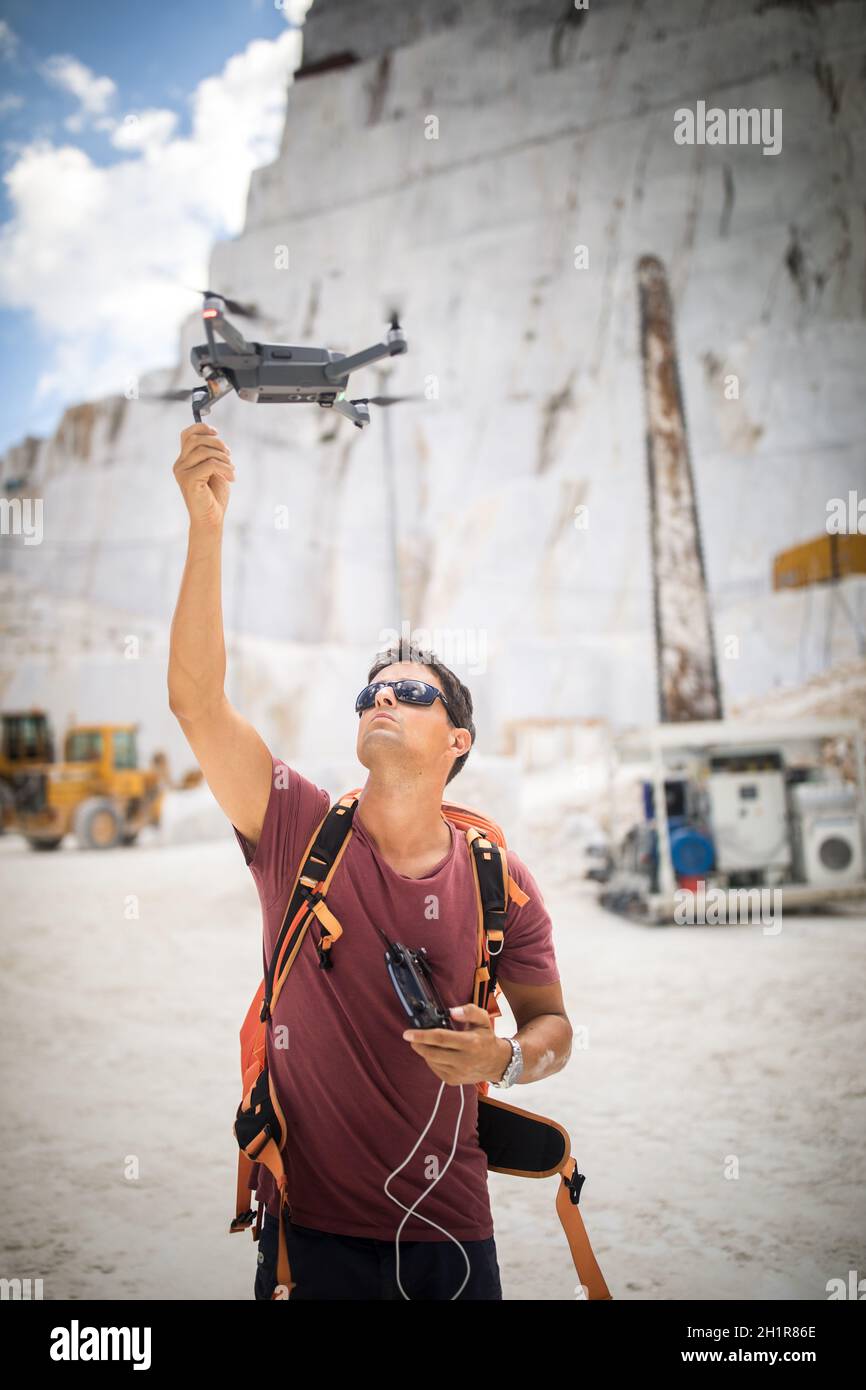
195, 288, 260, 318
167, 278, 260, 318
138, 387, 195, 402
351, 393, 424, 407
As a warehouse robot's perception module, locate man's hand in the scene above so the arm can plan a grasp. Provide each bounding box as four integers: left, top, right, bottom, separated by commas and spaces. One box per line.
173, 422, 235, 529
402, 1003, 512, 1086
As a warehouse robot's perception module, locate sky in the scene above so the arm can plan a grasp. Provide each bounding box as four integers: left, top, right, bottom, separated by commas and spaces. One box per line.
0, 0, 314, 455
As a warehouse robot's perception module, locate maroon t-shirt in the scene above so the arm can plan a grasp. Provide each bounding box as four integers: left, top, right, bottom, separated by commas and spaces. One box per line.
232, 757, 560, 1241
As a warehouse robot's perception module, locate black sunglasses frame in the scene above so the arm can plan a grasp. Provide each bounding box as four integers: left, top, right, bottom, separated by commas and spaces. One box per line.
355, 679, 455, 725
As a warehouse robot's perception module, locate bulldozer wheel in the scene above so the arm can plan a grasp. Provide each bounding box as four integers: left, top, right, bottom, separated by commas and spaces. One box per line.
27, 836, 64, 851
74, 798, 122, 850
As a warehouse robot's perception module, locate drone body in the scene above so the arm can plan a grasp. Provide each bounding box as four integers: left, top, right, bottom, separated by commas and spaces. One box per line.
179, 294, 409, 428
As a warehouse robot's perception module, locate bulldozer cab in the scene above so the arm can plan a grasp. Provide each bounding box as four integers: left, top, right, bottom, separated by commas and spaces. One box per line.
0, 711, 56, 834
62, 724, 152, 808
65, 725, 139, 774
0, 711, 55, 771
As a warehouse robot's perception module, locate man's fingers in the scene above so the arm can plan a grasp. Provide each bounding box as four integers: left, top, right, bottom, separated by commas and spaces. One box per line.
180, 459, 235, 486
404, 1029, 468, 1052
177, 423, 225, 458
175, 441, 232, 473
180, 422, 218, 439
181, 436, 230, 459
449, 1004, 492, 1026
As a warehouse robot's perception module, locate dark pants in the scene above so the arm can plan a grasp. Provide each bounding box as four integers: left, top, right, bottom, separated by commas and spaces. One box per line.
254, 1209, 503, 1300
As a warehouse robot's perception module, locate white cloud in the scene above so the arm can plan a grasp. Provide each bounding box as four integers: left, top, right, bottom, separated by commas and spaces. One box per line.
40, 54, 118, 133
0, 18, 306, 418
0, 20, 18, 60
110, 109, 178, 151
272, 0, 314, 24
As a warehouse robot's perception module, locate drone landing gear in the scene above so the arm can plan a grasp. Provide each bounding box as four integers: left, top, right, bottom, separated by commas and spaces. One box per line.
331, 398, 370, 429
191, 373, 234, 423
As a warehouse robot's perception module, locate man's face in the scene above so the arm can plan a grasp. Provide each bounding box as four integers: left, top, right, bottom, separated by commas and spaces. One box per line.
355, 662, 466, 784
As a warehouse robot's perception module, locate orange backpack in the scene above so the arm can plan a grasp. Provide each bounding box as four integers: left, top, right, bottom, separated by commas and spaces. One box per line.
229, 789, 611, 1300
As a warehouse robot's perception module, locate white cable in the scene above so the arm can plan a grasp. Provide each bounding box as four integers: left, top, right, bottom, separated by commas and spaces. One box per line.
383, 1081, 472, 1300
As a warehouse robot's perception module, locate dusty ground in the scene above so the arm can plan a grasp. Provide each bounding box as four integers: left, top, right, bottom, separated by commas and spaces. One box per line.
1, 824, 864, 1301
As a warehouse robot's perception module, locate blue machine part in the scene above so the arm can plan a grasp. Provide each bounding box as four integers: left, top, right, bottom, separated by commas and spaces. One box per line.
641, 782, 716, 875
669, 824, 715, 875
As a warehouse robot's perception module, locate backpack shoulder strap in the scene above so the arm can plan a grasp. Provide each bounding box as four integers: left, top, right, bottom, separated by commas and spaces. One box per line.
463, 825, 529, 1015
261, 791, 359, 1022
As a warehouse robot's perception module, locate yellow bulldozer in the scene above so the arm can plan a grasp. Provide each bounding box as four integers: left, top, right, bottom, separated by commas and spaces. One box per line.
4, 716, 163, 850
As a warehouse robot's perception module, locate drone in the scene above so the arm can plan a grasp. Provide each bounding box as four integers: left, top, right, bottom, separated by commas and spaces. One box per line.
144, 290, 419, 429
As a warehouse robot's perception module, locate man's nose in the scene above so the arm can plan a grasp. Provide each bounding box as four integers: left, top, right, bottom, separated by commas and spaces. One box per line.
373, 686, 396, 709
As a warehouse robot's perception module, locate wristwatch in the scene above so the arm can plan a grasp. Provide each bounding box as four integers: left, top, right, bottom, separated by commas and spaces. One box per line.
495, 1036, 523, 1089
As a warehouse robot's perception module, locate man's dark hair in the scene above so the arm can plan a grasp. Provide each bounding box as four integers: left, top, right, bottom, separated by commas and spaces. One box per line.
366, 642, 476, 786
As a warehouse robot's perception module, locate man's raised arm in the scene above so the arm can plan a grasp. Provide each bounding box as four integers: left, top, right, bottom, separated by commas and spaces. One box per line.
167, 423, 273, 850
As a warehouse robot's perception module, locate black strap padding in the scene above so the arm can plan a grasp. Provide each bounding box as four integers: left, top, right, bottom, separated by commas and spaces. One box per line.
477, 1096, 568, 1176
468, 837, 510, 1002
234, 1065, 284, 1154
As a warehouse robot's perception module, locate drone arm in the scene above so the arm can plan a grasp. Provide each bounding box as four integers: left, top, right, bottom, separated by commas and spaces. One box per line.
323, 323, 407, 382
210, 311, 256, 355
191, 297, 256, 420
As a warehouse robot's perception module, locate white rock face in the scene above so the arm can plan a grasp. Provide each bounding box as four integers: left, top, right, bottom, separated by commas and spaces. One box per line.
1, 0, 865, 774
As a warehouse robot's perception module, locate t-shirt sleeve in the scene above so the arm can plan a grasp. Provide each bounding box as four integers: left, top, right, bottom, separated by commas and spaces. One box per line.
495, 849, 561, 986
232, 756, 331, 910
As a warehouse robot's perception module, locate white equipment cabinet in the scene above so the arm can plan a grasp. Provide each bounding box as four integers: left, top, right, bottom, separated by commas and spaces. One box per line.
706, 771, 792, 873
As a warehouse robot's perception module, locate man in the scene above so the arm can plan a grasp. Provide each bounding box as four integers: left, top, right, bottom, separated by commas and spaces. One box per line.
168, 422, 573, 1300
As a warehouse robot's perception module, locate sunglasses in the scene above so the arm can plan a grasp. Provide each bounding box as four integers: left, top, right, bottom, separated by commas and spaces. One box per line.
355, 679, 454, 724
